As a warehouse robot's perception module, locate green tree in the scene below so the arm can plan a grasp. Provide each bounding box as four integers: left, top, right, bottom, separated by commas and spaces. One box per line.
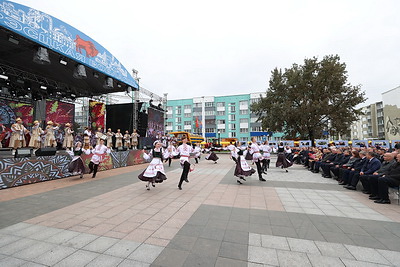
251, 55, 366, 144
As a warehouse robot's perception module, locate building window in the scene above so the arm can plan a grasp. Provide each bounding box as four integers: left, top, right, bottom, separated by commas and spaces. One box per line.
251, 126, 262, 131
219, 129, 226, 133
217, 119, 225, 124
250, 98, 260, 104
250, 117, 258, 123
205, 110, 215, 116
240, 137, 248, 142
194, 103, 202, 108
240, 128, 248, 133
177, 125, 182, 131
205, 128, 215, 133
230, 105, 236, 112
167, 106, 173, 112
176, 117, 182, 124
205, 102, 214, 107
167, 122, 172, 126
184, 113, 191, 118
230, 123, 236, 130
193, 111, 202, 116
230, 132, 236, 138
239, 110, 248, 115
184, 105, 191, 109
184, 121, 191, 125
229, 114, 236, 121
176, 106, 182, 115
239, 100, 248, 106
240, 118, 248, 123
167, 114, 172, 119
217, 111, 225, 116
216, 102, 225, 107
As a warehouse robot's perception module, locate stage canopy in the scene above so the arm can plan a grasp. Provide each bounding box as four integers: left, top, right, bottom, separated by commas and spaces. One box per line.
0, 0, 138, 102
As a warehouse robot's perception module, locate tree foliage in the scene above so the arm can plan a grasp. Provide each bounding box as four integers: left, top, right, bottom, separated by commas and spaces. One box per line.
251, 55, 366, 143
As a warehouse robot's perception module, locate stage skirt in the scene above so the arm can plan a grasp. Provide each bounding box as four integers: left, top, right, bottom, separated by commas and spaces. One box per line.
205, 152, 219, 161
234, 156, 255, 177
138, 158, 167, 183
68, 156, 85, 174
276, 152, 293, 168
245, 151, 253, 160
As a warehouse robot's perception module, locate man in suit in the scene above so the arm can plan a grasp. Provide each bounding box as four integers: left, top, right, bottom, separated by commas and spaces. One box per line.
345, 152, 381, 190
339, 151, 367, 186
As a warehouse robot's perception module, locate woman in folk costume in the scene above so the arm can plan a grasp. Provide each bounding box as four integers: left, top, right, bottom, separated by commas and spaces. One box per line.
164, 142, 177, 167
95, 127, 104, 146
193, 143, 202, 163
205, 149, 219, 163
88, 137, 110, 178
28, 120, 44, 149
123, 130, 131, 149
245, 142, 253, 161
176, 136, 194, 190
276, 142, 293, 172
234, 146, 256, 184
10, 118, 29, 153
83, 133, 91, 150
138, 140, 167, 190
131, 129, 140, 149
115, 129, 123, 148
63, 123, 74, 150
261, 140, 272, 173
227, 141, 239, 163
250, 137, 266, 181
106, 128, 114, 149
44, 121, 58, 147
67, 141, 89, 178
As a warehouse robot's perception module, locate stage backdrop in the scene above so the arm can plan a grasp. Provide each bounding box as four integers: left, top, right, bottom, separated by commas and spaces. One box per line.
45, 100, 74, 125
147, 107, 164, 138
89, 100, 105, 129
0, 100, 33, 127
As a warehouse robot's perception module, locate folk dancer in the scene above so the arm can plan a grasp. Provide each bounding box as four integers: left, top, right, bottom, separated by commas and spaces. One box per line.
176, 136, 194, 190
115, 129, 123, 149
88, 137, 110, 178
250, 137, 266, 181
261, 141, 272, 172
95, 127, 104, 146
164, 142, 177, 167
28, 120, 44, 150
234, 147, 256, 184
131, 129, 140, 149
83, 133, 91, 150
138, 140, 167, 190
124, 131, 131, 149
205, 149, 219, 163
10, 118, 29, 155
67, 141, 89, 178
227, 141, 239, 163
193, 143, 202, 163
0, 123, 5, 148
44, 121, 58, 148
63, 123, 74, 150
106, 128, 114, 149
276, 142, 293, 172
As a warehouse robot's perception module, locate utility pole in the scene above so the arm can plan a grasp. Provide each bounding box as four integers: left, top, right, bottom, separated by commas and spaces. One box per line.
132, 69, 139, 132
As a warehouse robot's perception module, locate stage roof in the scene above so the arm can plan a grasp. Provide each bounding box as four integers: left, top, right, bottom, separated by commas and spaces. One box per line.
0, 0, 138, 100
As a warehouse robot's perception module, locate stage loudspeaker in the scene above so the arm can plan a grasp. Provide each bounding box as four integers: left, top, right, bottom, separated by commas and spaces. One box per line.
15, 148, 32, 158
35, 147, 57, 156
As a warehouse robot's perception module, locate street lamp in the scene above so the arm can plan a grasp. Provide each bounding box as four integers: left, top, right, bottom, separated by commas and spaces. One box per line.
218, 130, 221, 146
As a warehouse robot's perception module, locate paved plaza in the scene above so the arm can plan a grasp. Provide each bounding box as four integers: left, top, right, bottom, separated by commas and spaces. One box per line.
1, 154, 400, 266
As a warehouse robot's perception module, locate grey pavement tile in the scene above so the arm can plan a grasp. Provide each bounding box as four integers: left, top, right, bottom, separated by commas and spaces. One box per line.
118, 259, 150, 267
29, 227, 64, 241
287, 237, 320, 254
45, 229, 81, 245
250, 215, 270, 225
152, 247, 189, 267
53, 250, 100, 267
219, 241, 248, 261
336, 224, 370, 236
104, 239, 141, 258
0, 234, 22, 248
227, 221, 250, 232
190, 237, 221, 258
182, 252, 217, 267
167, 235, 197, 251
296, 226, 326, 241
215, 257, 247, 267
345, 244, 391, 265
307, 254, 345, 267
377, 249, 400, 266
269, 217, 293, 227
249, 223, 273, 235
15, 241, 55, 260
320, 231, 355, 245
32, 245, 77, 266
199, 226, 226, 241
61, 233, 99, 249
313, 222, 343, 233
0, 256, 28, 266
20, 261, 48, 267
223, 229, 248, 245
177, 224, 204, 237
83, 236, 119, 253
11, 224, 49, 238
206, 218, 229, 229
0, 222, 33, 234
248, 233, 261, 247
260, 234, 290, 250
375, 236, 400, 252
271, 225, 298, 238
247, 246, 279, 266
1, 238, 37, 256
276, 250, 312, 267
314, 241, 354, 260
347, 234, 386, 250
340, 258, 390, 267
127, 243, 164, 263
85, 254, 124, 267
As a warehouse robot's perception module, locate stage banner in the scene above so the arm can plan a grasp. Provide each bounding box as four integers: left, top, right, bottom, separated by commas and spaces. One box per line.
89, 100, 105, 129
299, 140, 312, 147
333, 140, 349, 147
45, 100, 74, 125
315, 139, 329, 148
0, 100, 33, 127
147, 107, 164, 138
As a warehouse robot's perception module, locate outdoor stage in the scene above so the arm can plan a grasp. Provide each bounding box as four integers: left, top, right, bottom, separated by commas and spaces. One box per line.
0, 150, 146, 190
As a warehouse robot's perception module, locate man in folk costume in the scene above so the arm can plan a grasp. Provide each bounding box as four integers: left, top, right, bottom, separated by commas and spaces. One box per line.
261, 140, 272, 172
164, 141, 177, 167
176, 136, 194, 190
131, 129, 139, 149
95, 127, 104, 146
105, 128, 114, 149
123, 130, 131, 149
88, 137, 110, 178
115, 129, 123, 149
44, 121, 58, 147
63, 123, 74, 150
28, 120, 44, 150
250, 137, 266, 181
10, 118, 29, 154
193, 143, 201, 163
138, 140, 167, 190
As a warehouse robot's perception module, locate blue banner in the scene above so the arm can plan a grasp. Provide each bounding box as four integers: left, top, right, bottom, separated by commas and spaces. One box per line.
0, 1, 138, 88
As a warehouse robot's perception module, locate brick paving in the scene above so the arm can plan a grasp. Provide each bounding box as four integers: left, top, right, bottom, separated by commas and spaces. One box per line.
0, 154, 400, 266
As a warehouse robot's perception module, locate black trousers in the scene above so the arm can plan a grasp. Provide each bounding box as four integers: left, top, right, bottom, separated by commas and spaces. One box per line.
178, 161, 190, 188
262, 159, 270, 170
88, 162, 99, 177
378, 177, 399, 200
165, 157, 172, 167
255, 160, 263, 179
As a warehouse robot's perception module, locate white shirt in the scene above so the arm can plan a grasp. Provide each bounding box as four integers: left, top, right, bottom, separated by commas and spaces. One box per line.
90, 144, 110, 164
177, 143, 193, 162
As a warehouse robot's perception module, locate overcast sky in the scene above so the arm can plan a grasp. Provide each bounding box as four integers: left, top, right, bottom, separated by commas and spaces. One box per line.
13, 0, 400, 104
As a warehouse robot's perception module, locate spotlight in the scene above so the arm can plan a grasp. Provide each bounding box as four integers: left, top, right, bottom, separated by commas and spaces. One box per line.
0, 74, 8, 80
59, 57, 68, 65
33, 47, 51, 65
117, 83, 122, 88
40, 85, 47, 90
103, 77, 113, 89
73, 64, 87, 79
8, 35, 19, 45
93, 72, 99, 78
127, 86, 132, 93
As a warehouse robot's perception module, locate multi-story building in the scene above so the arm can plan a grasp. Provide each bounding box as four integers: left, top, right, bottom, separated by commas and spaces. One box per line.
382, 86, 400, 140
166, 93, 283, 143
350, 101, 385, 140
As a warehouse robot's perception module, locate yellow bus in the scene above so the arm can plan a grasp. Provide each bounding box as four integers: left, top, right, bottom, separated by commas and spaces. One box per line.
168, 131, 205, 144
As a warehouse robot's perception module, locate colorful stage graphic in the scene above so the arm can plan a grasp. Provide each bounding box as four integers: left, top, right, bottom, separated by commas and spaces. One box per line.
45, 100, 74, 125
89, 100, 105, 129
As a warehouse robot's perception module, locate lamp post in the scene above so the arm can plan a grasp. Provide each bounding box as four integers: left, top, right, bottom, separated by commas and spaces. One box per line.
218, 130, 221, 146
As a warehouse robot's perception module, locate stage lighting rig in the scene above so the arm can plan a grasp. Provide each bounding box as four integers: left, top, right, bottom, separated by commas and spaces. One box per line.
33, 47, 51, 65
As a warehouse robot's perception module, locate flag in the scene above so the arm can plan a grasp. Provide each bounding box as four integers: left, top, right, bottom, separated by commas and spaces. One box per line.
195, 117, 199, 128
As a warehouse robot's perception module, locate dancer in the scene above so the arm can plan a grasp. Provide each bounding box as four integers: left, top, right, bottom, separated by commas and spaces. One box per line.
10, 118, 29, 154
95, 127, 104, 146
124, 130, 131, 149
138, 140, 167, 190
164, 142, 177, 167
276, 142, 293, 172
176, 136, 194, 190
261, 140, 272, 173
205, 149, 219, 163
28, 120, 43, 150
234, 147, 256, 184
68, 141, 88, 178
193, 143, 201, 164
63, 123, 74, 150
83, 133, 91, 150
131, 129, 140, 149
115, 129, 123, 149
227, 141, 238, 163
88, 138, 110, 178
44, 121, 58, 148
250, 137, 266, 181
106, 128, 114, 149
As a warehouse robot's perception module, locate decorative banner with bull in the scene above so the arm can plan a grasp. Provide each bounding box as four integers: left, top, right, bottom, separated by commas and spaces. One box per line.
89, 100, 105, 130
0, 0, 138, 88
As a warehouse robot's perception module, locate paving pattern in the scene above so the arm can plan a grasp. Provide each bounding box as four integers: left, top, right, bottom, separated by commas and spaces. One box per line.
0, 154, 399, 266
